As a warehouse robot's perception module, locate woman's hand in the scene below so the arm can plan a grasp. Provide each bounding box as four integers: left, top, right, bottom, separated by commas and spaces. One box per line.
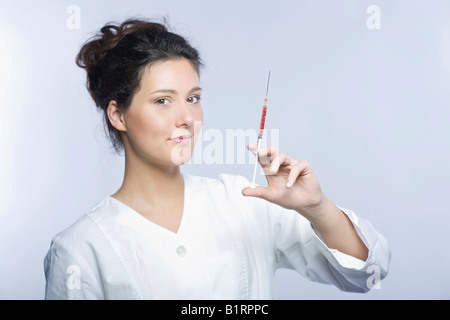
242, 144, 325, 219
242, 144, 369, 261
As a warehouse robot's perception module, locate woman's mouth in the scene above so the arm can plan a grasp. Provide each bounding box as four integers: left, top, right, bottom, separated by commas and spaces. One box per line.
170, 135, 192, 145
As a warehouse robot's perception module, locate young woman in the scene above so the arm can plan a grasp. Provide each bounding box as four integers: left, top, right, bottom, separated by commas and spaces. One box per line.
44, 19, 390, 299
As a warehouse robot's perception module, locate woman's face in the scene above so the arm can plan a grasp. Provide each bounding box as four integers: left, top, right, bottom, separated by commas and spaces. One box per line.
121, 58, 203, 167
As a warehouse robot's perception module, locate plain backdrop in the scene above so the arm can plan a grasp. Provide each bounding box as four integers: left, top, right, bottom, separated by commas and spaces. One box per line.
0, 0, 449, 299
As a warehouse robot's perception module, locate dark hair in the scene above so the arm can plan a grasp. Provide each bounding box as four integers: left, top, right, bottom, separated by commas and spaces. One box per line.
76, 18, 203, 153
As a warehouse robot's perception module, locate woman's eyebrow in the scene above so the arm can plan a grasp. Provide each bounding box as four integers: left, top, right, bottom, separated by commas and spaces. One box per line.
149, 87, 202, 95
150, 89, 177, 95
189, 87, 202, 93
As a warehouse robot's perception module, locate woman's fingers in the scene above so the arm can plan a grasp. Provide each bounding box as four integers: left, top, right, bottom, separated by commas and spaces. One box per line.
244, 145, 322, 211
247, 144, 258, 156
247, 145, 299, 176
254, 145, 278, 165
286, 160, 310, 187
241, 185, 271, 201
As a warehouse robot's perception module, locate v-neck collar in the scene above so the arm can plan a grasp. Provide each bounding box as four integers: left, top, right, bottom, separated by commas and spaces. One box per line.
108, 174, 190, 238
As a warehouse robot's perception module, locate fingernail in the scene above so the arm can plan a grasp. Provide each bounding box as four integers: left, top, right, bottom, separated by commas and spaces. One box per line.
286, 181, 292, 188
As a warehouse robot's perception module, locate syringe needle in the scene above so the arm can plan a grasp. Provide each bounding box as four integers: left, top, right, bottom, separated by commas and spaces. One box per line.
265, 71, 271, 97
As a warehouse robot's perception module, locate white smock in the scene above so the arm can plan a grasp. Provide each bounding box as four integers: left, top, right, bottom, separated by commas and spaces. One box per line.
44, 174, 390, 299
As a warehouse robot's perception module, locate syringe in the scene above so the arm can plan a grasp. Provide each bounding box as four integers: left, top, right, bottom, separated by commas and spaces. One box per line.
250, 71, 271, 188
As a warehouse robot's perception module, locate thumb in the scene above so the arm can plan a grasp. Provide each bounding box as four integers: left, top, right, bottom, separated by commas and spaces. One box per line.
241, 186, 271, 201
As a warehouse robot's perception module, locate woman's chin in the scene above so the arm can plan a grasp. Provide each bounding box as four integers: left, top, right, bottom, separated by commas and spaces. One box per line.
170, 144, 194, 165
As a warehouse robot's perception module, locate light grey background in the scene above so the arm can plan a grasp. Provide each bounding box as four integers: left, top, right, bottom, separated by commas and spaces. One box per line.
0, 0, 449, 299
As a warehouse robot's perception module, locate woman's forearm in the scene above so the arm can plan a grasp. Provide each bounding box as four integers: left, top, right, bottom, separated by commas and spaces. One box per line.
299, 195, 369, 261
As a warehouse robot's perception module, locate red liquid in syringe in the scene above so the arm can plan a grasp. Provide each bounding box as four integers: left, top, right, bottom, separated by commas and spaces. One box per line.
259, 98, 268, 136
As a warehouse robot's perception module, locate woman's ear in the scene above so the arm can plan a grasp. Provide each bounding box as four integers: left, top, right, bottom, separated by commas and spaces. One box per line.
107, 101, 127, 132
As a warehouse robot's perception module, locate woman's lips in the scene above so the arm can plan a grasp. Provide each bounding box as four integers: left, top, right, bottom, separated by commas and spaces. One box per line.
170, 135, 192, 145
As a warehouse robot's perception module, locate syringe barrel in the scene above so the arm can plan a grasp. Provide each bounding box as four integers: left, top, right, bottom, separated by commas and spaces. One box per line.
259, 105, 267, 136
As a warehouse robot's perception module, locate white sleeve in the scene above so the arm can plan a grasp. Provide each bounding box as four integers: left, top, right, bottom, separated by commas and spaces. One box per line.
273, 203, 391, 293
223, 174, 391, 293
44, 236, 105, 299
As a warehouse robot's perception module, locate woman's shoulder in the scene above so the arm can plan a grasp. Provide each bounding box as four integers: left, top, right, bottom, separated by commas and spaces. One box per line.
44, 196, 127, 299
47, 196, 116, 252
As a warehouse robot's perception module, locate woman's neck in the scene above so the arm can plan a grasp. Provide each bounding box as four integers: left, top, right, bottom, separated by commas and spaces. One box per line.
112, 153, 185, 210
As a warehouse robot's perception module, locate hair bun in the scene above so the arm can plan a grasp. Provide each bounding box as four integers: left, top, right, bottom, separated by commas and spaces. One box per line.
76, 19, 167, 71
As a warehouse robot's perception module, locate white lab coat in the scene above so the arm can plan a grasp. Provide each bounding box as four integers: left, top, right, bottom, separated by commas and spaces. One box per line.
44, 174, 390, 299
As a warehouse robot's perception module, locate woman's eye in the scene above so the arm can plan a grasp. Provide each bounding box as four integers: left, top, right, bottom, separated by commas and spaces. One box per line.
155, 98, 170, 105
187, 96, 201, 104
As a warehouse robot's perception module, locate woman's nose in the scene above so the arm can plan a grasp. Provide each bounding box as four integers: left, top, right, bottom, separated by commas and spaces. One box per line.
175, 103, 195, 128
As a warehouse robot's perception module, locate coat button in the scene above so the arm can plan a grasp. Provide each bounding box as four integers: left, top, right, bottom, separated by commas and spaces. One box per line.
176, 245, 186, 257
